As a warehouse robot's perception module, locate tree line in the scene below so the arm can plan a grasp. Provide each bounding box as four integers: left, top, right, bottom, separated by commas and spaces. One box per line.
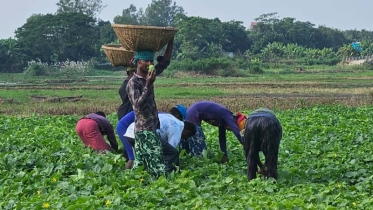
1, 0, 373, 73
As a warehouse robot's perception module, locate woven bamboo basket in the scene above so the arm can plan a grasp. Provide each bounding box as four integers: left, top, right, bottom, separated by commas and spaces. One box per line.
102, 44, 135, 67
111, 24, 178, 52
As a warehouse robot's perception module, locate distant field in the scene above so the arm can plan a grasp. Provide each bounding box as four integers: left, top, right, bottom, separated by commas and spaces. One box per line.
1, 70, 373, 116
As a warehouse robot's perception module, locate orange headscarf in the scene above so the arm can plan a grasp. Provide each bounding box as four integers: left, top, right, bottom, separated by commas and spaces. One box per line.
236, 112, 246, 131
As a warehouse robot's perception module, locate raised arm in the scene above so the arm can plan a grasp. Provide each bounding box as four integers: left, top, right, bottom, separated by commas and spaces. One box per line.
155, 37, 174, 75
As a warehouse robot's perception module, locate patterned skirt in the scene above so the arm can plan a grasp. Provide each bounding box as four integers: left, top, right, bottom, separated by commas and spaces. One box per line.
179, 125, 207, 157
133, 130, 165, 178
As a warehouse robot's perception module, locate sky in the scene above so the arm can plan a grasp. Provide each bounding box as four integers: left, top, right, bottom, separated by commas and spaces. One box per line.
0, 0, 371, 39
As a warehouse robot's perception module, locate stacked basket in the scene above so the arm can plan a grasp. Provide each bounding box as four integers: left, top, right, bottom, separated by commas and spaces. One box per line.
102, 24, 178, 67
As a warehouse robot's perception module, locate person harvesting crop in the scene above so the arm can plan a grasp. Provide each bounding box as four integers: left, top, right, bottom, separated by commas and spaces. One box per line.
121, 112, 196, 172
116, 104, 187, 170
76, 111, 118, 153
183, 101, 246, 163
243, 108, 282, 181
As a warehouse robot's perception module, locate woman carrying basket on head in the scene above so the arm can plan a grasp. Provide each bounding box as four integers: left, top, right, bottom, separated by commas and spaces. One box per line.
126, 37, 174, 178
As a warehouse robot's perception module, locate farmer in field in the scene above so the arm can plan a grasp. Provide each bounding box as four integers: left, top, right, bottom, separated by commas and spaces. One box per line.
120, 112, 196, 172
117, 38, 173, 121
125, 38, 174, 178
116, 104, 187, 169
243, 108, 282, 181
75, 111, 118, 153
183, 101, 246, 163
117, 66, 136, 120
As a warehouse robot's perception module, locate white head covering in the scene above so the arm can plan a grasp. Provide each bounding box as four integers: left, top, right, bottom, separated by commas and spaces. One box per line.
124, 122, 135, 139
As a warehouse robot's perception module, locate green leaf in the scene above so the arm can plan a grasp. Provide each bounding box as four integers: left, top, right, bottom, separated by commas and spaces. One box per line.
101, 163, 113, 172
224, 177, 233, 184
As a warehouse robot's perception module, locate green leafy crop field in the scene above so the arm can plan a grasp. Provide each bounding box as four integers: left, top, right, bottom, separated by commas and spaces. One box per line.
1, 105, 372, 209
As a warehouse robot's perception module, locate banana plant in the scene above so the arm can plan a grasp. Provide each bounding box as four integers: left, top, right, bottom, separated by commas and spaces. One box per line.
337, 44, 360, 59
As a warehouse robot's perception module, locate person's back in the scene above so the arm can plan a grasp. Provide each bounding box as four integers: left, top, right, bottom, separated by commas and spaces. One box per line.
76, 112, 118, 152
243, 108, 282, 181
186, 101, 232, 126
248, 108, 278, 121
183, 101, 245, 163
124, 112, 196, 172
157, 113, 184, 147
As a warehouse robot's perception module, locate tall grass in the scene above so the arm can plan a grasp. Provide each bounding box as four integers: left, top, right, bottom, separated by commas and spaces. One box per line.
24, 59, 92, 77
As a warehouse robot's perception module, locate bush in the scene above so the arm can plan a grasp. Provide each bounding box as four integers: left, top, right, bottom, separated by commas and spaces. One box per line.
296, 57, 340, 66
24, 62, 49, 76
361, 61, 373, 70
168, 57, 235, 75
249, 65, 264, 74
278, 68, 294, 74
24, 59, 92, 77
217, 68, 248, 77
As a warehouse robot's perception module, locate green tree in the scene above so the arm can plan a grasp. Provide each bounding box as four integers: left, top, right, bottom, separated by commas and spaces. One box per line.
56, 0, 106, 18
344, 29, 373, 43
114, 1, 184, 26
220, 21, 250, 53
0, 38, 25, 72
276, 18, 318, 48
97, 20, 116, 45
249, 13, 284, 53
142, 0, 185, 26
173, 14, 215, 58
314, 26, 348, 50
176, 41, 201, 60
174, 14, 250, 59
15, 13, 98, 63
113, 4, 144, 24
249, 13, 350, 53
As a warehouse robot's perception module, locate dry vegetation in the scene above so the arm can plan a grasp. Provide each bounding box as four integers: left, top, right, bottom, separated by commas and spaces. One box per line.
1, 71, 373, 116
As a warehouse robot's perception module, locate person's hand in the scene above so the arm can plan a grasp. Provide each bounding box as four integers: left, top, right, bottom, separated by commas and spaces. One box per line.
125, 160, 134, 169
220, 155, 229, 164
145, 67, 156, 88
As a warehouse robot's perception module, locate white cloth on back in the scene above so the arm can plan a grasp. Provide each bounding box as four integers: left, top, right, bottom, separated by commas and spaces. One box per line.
124, 113, 184, 148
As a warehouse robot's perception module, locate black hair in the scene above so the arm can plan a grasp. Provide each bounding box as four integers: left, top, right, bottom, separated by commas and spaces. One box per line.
183, 121, 197, 137
95, 111, 106, 118
169, 107, 183, 121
